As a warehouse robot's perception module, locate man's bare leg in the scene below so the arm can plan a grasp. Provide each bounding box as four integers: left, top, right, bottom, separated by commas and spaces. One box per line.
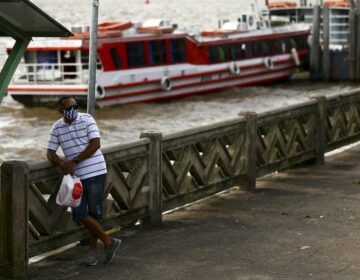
89, 231, 98, 252
81, 216, 112, 247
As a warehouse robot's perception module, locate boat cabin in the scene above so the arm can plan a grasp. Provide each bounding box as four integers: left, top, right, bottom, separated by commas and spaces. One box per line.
8, 24, 308, 85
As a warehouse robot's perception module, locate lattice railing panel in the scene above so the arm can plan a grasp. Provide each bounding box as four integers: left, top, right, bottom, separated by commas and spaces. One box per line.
326, 98, 360, 149
104, 156, 149, 217
28, 176, 77, 241
257, 109, 317, 169
162, 129, 246, 201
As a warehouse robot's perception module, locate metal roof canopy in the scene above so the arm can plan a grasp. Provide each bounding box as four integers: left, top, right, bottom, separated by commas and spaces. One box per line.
0, 0, 72, 105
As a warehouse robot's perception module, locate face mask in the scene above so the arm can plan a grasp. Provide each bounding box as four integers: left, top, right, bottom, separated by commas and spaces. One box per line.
64, 106, 78, 121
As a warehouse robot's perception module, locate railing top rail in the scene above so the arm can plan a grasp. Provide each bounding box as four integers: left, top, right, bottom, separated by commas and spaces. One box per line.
28, 138, 149, 170
326, 88, 360, 104
257, 99, 317, 124
101, 138, 150, 155
163, 116, 247, 142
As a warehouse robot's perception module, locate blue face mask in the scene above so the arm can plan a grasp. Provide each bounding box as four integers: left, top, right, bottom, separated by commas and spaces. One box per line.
63, 106, 78, 121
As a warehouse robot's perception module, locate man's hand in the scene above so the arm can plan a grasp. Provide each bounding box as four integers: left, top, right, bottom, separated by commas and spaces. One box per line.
47, 149, 76, 175
59, 160, 76, 175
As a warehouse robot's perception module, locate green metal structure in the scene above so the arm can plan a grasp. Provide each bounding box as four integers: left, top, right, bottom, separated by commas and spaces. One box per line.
0, 0, 71, 105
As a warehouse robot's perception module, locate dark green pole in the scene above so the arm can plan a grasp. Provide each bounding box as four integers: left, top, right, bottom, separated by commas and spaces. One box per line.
0, 38, 30, 105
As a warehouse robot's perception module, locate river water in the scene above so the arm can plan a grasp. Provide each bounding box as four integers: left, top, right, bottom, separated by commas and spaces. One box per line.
0, 0, 358, 164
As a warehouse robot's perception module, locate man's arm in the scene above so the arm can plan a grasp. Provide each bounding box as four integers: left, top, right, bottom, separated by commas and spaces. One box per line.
47, 149, 64, 165
73, 138, 101, 163
47, 149, 75, 175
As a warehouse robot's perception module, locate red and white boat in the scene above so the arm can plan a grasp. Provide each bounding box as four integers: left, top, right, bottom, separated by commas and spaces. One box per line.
7, 14, 309, 107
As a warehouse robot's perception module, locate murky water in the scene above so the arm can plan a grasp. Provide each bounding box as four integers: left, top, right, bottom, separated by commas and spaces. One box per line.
0, 0, 358, 163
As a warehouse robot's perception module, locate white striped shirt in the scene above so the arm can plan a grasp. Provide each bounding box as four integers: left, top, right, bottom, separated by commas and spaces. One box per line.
47, 113, 107, 180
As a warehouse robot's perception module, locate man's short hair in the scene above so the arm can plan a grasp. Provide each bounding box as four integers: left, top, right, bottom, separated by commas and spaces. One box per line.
58, 96, 76, 107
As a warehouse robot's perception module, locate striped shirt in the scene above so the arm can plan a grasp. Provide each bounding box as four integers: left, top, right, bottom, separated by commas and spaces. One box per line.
47, 113, 107, 180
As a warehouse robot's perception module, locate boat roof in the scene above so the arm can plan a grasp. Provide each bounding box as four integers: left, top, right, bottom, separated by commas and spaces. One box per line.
0, 0, 71, 38
5, 21, 309, 50
268, 5, 349, 15
198, 24, 309, 44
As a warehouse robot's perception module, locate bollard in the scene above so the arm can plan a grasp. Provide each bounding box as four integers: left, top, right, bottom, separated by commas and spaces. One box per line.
0, 161, 29, 279
239, 112, 257, 191
311, 96, 326, 165
140, 131, 163, 226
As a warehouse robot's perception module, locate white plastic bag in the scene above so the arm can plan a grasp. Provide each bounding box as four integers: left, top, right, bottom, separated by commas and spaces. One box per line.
56, 175, 83, 208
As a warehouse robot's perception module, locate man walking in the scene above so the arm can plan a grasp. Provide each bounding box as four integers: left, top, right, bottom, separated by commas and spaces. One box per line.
47, 96, 120, 266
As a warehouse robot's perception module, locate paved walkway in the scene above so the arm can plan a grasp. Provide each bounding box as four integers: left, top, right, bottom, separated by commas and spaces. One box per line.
26, 145, 360, 280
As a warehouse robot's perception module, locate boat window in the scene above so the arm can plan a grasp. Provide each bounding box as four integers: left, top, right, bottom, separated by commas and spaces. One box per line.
81, 51, 102, 70
261, 41, 272, 56
240, 43, 252, 58
281, 39, 290, 53
295, 36, 307, 50
229, 44, 242, 60
274, 40, 282, 54
37, 51, 57, 69
274, 39, 289, 54
170, 39, 186, 63
127, 42, 146, 67
290, 38, 297, 49
61, 51, 77, 79
81, 51, 89, 69
208, 45, 228, 63
110, 48, 122, 69
149, 40, 166, 65
252, 42, 261, 57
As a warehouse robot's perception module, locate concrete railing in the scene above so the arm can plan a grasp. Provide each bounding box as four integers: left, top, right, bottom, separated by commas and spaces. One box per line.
2, 89, 360, 278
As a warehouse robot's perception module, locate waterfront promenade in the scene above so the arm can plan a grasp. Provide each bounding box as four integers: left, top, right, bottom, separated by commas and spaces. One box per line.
24, 144, 360, 280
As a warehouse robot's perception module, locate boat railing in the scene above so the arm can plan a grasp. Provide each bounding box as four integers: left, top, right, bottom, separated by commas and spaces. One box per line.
11, 62, 102, 84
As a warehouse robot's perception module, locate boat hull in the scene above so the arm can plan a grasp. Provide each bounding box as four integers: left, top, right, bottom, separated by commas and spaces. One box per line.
8, 55, 301, 107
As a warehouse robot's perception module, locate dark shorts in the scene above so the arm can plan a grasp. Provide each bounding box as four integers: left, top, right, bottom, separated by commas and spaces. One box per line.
72, 174, 107, 222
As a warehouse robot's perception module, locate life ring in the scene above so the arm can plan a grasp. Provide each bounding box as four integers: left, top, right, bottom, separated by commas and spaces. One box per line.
96, 84, 106, 98
264, 57, 274, 70
291, 48, 300, 66
229, 62, 241, 75
161, 76, 172, 91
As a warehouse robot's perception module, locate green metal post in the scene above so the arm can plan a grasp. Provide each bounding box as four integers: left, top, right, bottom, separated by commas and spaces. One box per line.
0, 38, 30, 105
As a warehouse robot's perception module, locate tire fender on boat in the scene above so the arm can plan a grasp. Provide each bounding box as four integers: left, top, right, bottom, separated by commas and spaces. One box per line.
264, 57, 274, 70
161, 76, 172, 91
96, 84, 106, 99
229, 61, 241, 75
291, 48, 300, 66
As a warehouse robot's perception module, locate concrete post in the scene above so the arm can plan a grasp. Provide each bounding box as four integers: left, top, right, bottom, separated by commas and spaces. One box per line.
240, 112, 257, 191
140, 131, 163, 226
0, 161, 29, 279
311, 96, 326, 165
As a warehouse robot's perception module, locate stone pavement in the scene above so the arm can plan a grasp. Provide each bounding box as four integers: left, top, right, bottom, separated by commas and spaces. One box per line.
26, 145, 360, 280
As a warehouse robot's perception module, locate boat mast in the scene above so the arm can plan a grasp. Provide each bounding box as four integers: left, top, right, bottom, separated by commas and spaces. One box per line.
87, 0, 99, 116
